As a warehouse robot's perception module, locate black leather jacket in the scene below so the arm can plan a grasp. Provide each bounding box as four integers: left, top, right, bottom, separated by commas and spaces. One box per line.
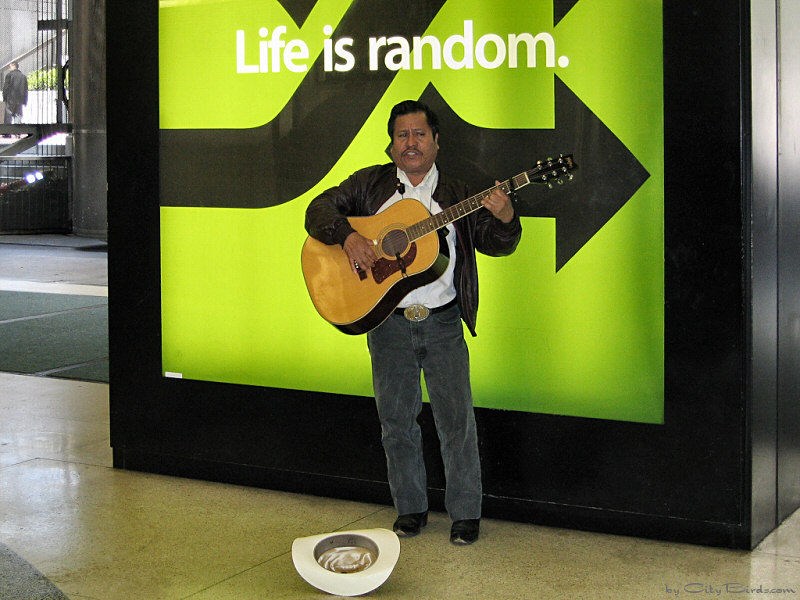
305, 163, 522, 336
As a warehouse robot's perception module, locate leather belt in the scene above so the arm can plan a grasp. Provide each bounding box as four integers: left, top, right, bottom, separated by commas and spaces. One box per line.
395, 298, 457, 322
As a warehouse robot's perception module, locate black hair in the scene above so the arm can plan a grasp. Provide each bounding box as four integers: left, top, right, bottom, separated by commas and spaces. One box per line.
388, 100, 439, 139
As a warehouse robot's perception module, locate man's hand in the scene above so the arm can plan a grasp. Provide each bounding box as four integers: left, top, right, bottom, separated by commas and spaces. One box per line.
343, 232, 378, 274
482, 181, 515, 224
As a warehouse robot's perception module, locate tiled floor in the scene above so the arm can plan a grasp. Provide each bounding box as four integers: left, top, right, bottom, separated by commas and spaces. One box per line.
0, 234, 107, 296
0, 372, 799, 600
1, 237, 799, 599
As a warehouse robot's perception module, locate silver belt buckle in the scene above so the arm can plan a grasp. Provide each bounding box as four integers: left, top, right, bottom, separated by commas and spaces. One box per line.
403, 304, 430, 322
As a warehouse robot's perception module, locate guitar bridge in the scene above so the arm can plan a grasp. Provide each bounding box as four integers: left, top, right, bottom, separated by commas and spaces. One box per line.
395, 253, 408, 277
371, 243, 418, 284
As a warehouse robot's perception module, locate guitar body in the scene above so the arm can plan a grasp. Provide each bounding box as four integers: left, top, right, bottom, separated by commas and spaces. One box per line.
301, 198, 449, 335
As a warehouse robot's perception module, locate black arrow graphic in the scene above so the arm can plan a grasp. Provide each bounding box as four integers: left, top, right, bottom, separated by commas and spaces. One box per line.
421, 77, 649, 271
160, 0, 446, 208
160, 1, 648, 273
554, 0, 580, 25
276, 0, 316, 28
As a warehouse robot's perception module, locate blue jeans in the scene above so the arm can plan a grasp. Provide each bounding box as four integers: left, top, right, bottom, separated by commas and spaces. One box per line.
367, 304, 482, 521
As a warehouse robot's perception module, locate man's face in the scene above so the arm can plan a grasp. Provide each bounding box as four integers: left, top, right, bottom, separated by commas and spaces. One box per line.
390, 112, 439, 182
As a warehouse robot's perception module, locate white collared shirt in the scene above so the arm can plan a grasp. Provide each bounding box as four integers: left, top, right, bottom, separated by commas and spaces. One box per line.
375, 165, 457, 309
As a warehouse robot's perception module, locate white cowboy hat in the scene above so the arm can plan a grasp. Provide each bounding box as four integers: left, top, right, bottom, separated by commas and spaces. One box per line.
291, 528, 400, 596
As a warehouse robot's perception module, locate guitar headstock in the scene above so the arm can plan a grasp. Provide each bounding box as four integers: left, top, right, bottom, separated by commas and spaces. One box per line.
529, 154, 576, 188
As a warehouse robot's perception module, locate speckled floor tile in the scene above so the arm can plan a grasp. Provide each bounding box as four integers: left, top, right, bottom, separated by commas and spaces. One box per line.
1, 373, 799, 600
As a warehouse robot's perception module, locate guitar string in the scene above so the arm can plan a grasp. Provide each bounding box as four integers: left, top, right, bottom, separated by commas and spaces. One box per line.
403, 158, 572, 242
406, 169, 533, 242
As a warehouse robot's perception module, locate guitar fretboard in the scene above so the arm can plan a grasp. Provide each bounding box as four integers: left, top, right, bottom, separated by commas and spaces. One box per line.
405, 157, 572, 242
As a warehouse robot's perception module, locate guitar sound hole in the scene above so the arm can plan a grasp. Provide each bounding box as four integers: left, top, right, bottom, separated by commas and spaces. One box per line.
381, 229, 409, 257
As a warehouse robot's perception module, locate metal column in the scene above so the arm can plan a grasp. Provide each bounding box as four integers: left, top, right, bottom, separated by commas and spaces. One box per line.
70, 0, 107, 239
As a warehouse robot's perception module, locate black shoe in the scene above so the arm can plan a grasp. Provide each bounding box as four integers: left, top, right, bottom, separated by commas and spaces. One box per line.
450, 519, 480, 545
392, 511, 428, 537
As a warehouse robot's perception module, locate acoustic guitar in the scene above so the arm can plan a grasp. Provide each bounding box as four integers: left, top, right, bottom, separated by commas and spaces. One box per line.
302, 154, 576, 335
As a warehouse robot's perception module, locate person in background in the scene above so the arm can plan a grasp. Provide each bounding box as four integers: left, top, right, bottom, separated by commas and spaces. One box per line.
3, 62, 29, 124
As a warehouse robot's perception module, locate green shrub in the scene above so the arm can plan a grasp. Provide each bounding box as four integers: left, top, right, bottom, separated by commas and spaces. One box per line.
27, 67, 68, 91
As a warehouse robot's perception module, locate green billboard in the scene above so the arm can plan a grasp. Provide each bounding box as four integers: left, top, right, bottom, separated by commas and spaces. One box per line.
159, 0, 663, 423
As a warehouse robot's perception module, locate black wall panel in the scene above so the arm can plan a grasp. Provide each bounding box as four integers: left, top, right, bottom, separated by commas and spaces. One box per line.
748, 0, 779, 548
777, 0, 800, 522
106, 0, 796, 550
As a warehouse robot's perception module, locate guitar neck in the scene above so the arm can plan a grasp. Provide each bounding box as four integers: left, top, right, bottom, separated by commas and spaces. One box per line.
405, 156, 573, 242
